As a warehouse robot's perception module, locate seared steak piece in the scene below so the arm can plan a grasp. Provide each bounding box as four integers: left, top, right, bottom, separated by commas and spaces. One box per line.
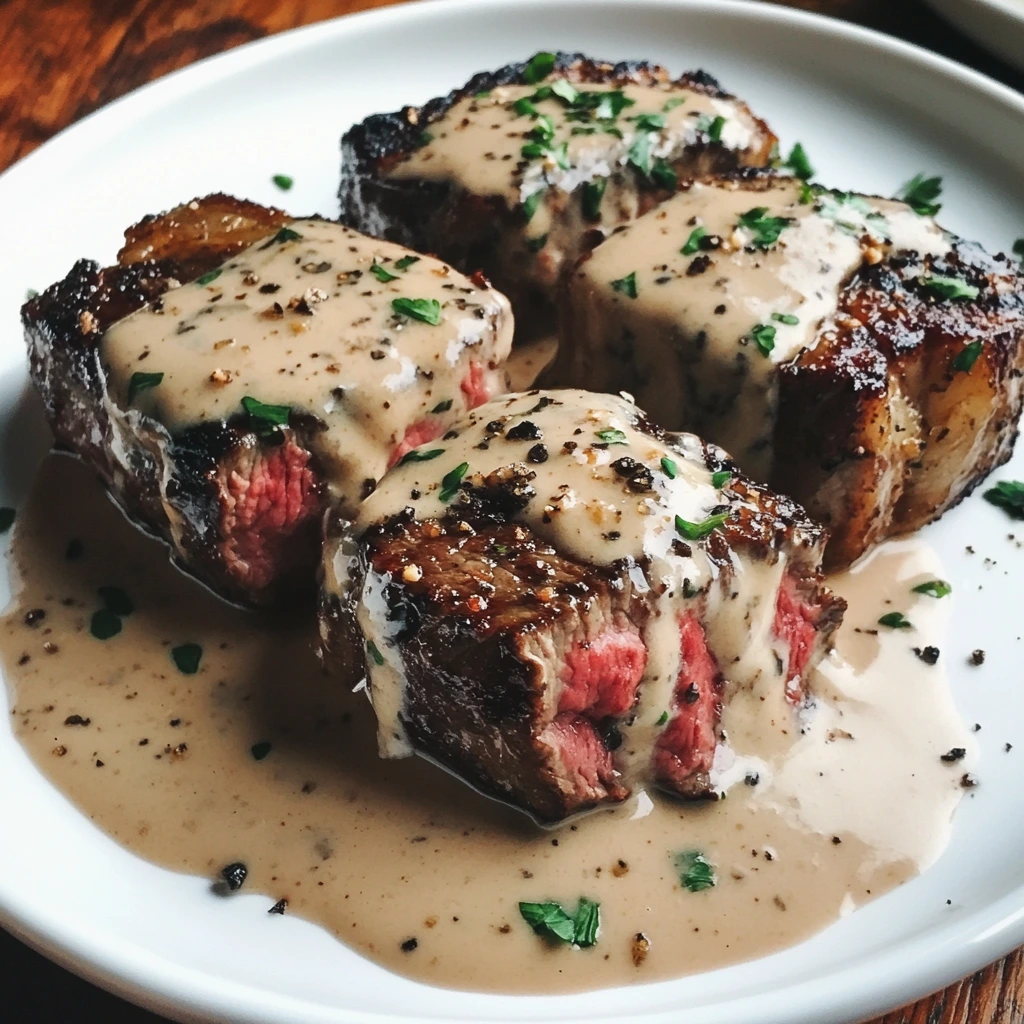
24, 195, 514, 606
339, 52, 776, 340
323, 390, 843, 822
553, 175, 1024, 568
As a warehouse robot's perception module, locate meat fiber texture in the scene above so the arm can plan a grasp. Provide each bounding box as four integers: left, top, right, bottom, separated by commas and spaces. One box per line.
22, 195, 513, 606
327, 389, 844, 823
338, 52, 777, 340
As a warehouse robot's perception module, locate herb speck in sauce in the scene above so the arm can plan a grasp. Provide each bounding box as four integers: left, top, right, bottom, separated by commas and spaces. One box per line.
171, 643, 203, 674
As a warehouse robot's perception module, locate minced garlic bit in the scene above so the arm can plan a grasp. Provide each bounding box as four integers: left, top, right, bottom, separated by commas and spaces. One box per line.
209, 368, 232, 386
402, 564, 423, 583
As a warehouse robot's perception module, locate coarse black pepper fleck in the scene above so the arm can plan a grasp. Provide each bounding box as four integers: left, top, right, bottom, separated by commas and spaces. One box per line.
940, 747, 967, 763
268, 899, 288, 915
24, 609, 45, 627
506, 419, 542, 442
969, 649, 986, 666
63, 715, 90, 726
913, 646, 940, 665
960, 773, 979, 789
527, 443, 548, 464
687, 255, 712, 276
682, 683, 700, 704
400, 937, 418, 953
221, 862, 248, 891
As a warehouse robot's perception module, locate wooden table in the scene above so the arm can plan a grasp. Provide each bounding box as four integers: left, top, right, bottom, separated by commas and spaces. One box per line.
1, 0, 1022, 1020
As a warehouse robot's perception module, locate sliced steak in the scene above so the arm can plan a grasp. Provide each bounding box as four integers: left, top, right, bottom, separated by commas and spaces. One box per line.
324, 390, 843, 822
24, 195, 514, 606
553, 175, 1024, 568
339, 52, 776, 341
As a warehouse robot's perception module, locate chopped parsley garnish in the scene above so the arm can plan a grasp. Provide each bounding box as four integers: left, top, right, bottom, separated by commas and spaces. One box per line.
367, 640, 385, 666
749, 323, 776, 357
398, 447, 444, 466
783, 142, 814, 180
521, 189, 545, 223
551, 78, 580, 104
394, 255, 420, 271
523, 51, 557, 84
529, 113, 556, 144
127, 371, 164, 404
25, 288, 38, 301
656, 711, 670, 726
663, 96, 686, 111
594, 90, 634, 120
90, 609, 121, 640
241, 396, 290, 438
610, 272, 638, 299
251, 740, 272, 761
518, 898, 600, 947
271, 174, 294, 191
171, 643, 203, 674
627, 133, 653, 176
196, 268, 222, 286
271, 226, 301, 244
474, 89, 491, 99
772, 312, 800, 326
551, 140, 570, 170
983, 479, 1024, 519
878, 611, 912, 629
630, 112, 666, 132
697, 114, 726, 142
0, 507, 13, 534
660, 456, 678, 479
527, 233, 548, 252
898, 173, 943, 217
596, 428, 628, 445
439, 462, 469, 502
98, 586, 133, 616
681, 226, 708, 256
737, 207, 793, 248
675, 512, 729, 540
513, 96, 540, 118
417, 131, 434, 147
675, 850, 717, 892
650, 159, 677, 191
711, 470, 732, 488
582, 178, 606, 220
952, 340, 983, 373
913, 579, 951, 598
391, 297, 442, 325
920, 275, 979, 301
521, 141, 546, 159
431, 399, 453, 414
370, 262, 398, 283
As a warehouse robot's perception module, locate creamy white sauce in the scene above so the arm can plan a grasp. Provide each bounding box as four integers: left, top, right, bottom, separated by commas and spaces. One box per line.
556, 178, 951, 479
102, 220, 515, 515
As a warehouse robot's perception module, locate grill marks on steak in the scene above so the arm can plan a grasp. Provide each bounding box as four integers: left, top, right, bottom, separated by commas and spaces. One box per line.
775, 243, 1024, 567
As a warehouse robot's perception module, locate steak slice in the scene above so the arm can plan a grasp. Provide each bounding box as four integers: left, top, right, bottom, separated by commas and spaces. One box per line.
339, 52, 776, 341
554, 175, 1024, 568
24, 195, 514, 606
324, 389, 843, 822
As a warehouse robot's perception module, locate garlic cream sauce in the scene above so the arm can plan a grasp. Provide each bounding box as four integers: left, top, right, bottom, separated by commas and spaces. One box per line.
556, 178, 951, 479
102, 220, 514, 514
3, 455, 974, 994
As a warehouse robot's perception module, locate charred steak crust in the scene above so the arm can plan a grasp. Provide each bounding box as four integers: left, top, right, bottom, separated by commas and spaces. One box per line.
775, 240, 1024, 568
22, 195, 324, 606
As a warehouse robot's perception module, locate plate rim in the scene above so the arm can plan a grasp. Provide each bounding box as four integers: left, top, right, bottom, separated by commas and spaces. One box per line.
3, 1, 1024, 1022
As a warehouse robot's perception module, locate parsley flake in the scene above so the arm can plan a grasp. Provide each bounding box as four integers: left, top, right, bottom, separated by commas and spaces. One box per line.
783, 142, 814, 180
367, 640, 385, 666
596, 428, 628, 445
676, 850, 717, 892
711, 470, 732, 488
660, 457, 678, 479
631, 112, 665, 132
519, 898, 600, 948
271, 226, 301, 244
551, 78, 580, 104
271, 174, 294, 191
582, 178, 606, 221
663, 96, 686, 111
749, 323, 776, 357
952, 340, 982, 373
394, 255, 420, 271
983, 479, 1024, 519
737, 207, 793, 249
697, 114, 726, 142
898, 173, 943, 217
439, 462, 469, 502
627, 132, 653, 176
196, 268, 222, 286
513, 97, 540, 118
391, 297, 442, 325
610, 272, 638, 299
523, 52, 557, 84
772, 312, 800, 326
241, 396, 289, 438
656, 711, 670, 726
431, 399, 453, 414
921, 275, 979, 301
681, 226, 708, 256
675, 512, 729, 540
521, 189, 545, 223
878, 611, 912, 630
90, 609, 121, 640
127, 371, 164, 404
398, 447, 444, 466
913, 580, 951, 599
171, 643, 203, 674
650, 159, 677, 191
370, 262, 398, 283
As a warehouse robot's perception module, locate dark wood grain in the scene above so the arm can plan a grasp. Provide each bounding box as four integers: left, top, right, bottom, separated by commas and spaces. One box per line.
0, 0, 1022, 1021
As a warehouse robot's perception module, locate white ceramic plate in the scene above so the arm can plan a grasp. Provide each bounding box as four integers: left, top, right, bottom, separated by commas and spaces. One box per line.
2, 1, 1024, 1021
924, 0, 1024, 72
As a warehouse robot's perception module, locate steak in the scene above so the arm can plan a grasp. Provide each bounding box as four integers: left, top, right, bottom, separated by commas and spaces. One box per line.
553, 175, 1024, 568
338, 52, 776, 341
324, 390, 843, 822
24, 195, 514, 606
